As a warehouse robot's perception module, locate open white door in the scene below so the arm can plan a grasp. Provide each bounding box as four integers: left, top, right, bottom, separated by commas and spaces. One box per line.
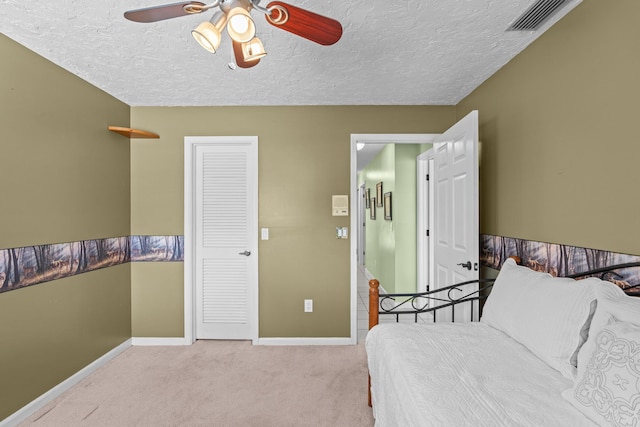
186, 136, 258, 341
431, 111, 479, 322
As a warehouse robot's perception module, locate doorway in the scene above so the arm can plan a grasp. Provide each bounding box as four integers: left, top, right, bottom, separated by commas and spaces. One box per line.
350, 134, 437, 343
351, 112, 479, 339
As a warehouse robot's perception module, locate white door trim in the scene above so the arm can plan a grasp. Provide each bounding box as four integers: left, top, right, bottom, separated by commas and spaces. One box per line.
184, 140, 196, 344
184, 136, 259, 344
350, 134, 438, 343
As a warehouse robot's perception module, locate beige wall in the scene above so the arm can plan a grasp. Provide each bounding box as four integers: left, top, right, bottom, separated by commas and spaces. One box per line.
130, 106, 455, 337
0, 266, 131, 419
0, 34, 131, 419
457, 0, 640, 256
0, 36, 131, 248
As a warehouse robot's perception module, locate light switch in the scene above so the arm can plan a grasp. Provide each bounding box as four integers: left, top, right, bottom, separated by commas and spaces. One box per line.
336, 227, 349, 239
261, 228, 269, 240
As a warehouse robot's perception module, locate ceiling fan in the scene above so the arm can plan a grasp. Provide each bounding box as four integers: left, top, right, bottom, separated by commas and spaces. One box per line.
124, 0, 343, 69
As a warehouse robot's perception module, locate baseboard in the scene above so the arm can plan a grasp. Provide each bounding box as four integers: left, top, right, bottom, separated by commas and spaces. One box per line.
131, 337, 191, 346
1, 339, 132, 427
256, 337, 353, 346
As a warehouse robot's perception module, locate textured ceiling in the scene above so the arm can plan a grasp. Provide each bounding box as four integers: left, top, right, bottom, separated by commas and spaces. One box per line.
1, 0, 581, 106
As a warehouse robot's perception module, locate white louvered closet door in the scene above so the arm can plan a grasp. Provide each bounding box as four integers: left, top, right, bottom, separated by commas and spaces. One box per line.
194, 139, 258, 340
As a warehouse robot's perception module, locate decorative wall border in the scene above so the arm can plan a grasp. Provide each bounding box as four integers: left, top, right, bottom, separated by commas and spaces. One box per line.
480, 234, 640, 296
0, 236, 184, 294
5, 233, 637, 295
130, 235, 184, 263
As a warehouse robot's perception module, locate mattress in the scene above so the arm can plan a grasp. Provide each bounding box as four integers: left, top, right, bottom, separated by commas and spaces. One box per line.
366, 322, 596, 427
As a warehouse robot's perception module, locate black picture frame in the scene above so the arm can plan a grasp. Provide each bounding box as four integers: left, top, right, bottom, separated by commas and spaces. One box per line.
370, 198, 376, 219
376, 182, 383, 207
384, 192, 392, 220
365, 188, 371, 209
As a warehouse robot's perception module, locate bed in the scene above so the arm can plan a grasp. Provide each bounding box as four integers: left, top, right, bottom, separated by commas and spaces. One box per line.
366, 257, 640, 427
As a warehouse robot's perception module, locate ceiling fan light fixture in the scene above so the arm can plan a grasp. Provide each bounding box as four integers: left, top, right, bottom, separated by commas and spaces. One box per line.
226, 7, 256, 43
192, 12, 227, 53
124, 0, 344, 68
241, 37, 267, 61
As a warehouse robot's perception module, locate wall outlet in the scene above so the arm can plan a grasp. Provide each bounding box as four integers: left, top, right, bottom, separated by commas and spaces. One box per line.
304, 299, 313, 313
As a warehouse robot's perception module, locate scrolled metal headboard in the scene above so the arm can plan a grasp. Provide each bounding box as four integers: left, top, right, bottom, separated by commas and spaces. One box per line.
369, 259, 640, 327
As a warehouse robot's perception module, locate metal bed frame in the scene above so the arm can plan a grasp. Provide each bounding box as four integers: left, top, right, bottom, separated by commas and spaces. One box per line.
368, 257, 640, 329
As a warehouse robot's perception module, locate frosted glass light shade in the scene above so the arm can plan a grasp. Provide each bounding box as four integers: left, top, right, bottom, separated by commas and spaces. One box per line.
192, 22, 222, 53
191, 12, 227, 54
241, 37, 267, 61
227, 7, 256, 43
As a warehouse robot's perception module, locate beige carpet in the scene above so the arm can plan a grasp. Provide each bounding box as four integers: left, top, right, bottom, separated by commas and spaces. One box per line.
20, 341, 375, 427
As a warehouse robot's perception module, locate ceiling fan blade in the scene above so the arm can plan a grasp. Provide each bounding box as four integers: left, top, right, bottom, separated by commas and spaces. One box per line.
232, 41, 261, 69
124, 1, 206, 23
265, 1, 343, 46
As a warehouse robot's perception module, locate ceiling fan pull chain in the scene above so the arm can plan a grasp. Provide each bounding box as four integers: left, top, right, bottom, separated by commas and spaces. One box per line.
266, 4, 289, 25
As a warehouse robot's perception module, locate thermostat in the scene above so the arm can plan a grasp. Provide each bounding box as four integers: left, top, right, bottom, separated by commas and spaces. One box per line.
332, 195, 349, 216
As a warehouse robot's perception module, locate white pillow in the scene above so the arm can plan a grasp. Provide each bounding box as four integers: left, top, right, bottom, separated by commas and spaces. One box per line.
574, 283, 640, 384
562, 320, 640, 426
481, 258, 600, 378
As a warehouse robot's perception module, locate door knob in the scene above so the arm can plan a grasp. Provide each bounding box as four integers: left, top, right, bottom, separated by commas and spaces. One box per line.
457, 261, 472, 270
239, 250, 251, 256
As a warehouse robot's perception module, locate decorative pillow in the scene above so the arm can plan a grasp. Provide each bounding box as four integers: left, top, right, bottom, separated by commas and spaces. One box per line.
481, 258, 600, 378
587, 283, 640, 345
574, 283, 640, 391
562, 320, 640, 427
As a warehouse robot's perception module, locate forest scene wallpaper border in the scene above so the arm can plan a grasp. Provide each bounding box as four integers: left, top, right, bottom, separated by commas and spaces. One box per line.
0, 236, 184, 294
480, 234, 640, 296
3, 233, 638, 295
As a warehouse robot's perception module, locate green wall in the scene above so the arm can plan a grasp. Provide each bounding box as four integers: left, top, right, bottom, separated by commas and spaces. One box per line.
0, 34, 132, 420
360, 144, 426, 293
457, 0, 640, 256
130, 107, 455, 337
362, 145, 396, 291
394, 145, 424, 293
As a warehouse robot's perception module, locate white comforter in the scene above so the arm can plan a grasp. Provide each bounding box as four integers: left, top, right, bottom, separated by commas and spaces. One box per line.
366, 322, 595, 427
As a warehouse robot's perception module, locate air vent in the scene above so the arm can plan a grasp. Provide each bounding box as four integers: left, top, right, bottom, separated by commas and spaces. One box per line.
508, 0, 567, 31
